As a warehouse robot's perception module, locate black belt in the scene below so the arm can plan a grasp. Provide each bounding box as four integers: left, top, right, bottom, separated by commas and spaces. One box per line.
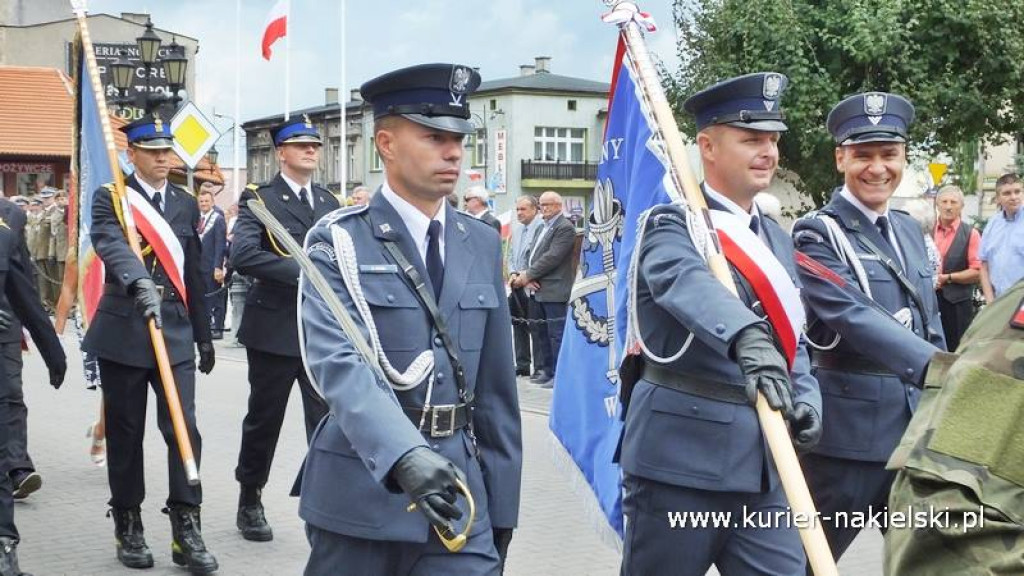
812, 351, 894, 376
641, 364, 748, 405
403, 403, 471, 438
103, 283, 181, 302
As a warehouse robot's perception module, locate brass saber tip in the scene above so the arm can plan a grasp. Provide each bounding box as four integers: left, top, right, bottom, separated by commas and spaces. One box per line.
404, 478, 476, 553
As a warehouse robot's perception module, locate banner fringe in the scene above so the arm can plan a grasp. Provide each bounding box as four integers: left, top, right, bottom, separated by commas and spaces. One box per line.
547, 431, 624, 554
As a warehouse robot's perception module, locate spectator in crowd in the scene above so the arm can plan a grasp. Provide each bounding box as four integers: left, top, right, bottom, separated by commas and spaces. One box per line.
507, 195, 544, 377
446, 191, 459, 208
510, 190, 575, 387
931, 185, 982, 351
979, 173, 1024, 302
463, 186, 501, 232
197, 189, 227, 340
350, 185, 371, 206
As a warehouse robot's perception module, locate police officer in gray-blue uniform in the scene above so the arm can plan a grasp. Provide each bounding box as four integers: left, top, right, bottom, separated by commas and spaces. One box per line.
297, 63, 522, 575
791, 92, 945, 565
619, 73, 822, 576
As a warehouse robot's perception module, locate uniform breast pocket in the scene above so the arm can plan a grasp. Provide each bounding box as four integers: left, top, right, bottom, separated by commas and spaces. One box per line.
639, 387, 736, 480
361, 276, 424, 352
458, 284, 499, 351
858, 256, 893, 285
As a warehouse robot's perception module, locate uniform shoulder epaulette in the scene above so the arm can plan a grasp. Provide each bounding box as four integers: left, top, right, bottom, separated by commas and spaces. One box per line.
646, 203, 687, 227
890, 207, 910, 215
245, 183, 261, 192
102, 182, 116, 192
455, 210, 492, 229
317, 204, 368, 228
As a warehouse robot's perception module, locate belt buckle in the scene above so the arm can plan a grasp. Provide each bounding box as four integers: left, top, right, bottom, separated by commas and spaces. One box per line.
429, 404, 457, 438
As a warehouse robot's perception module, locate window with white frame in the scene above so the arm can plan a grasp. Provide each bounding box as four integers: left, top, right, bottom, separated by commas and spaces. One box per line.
370, 137, 382, 171
474, 129, 486, 167
533, 127, 586, 162
347, 143, 356, 182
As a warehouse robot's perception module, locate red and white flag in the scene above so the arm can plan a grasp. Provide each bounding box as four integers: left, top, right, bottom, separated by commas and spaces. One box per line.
261, 0, 288, 61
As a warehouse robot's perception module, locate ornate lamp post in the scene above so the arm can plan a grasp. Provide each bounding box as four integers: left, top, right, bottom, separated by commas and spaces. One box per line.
110, 19, 188, 116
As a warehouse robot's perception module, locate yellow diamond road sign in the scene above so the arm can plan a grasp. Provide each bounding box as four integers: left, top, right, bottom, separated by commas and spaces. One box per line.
170, 102, 221, 170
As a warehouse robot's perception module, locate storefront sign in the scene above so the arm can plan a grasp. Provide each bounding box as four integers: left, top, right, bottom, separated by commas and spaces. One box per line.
0, 163, 54, 174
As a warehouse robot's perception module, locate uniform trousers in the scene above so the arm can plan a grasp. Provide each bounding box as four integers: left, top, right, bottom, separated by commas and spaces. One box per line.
0, 342, 32, 474
98, 358, 202, 509
235, 349, 328, 487
621, 473, 805, 576
304, 517, 501, 576
0, 401, 15, 541
803, 453, 896, 569
936, 293, 976, 352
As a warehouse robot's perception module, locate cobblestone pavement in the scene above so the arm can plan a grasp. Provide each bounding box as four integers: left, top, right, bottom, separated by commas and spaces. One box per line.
15, 336, 882, 575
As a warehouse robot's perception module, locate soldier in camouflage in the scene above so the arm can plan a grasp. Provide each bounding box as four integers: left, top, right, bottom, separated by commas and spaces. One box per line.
885, 279, 1024, 575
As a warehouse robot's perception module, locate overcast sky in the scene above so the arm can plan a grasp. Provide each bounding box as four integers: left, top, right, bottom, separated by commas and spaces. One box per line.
87, 0, 680, 165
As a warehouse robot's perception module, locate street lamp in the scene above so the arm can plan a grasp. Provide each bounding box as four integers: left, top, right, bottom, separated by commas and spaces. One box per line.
207, 145, 219, 166
111, 18, 188, 116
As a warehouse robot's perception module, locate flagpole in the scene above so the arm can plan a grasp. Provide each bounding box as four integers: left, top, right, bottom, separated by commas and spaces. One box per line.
284, 0, 291, 121
610, 3, 837, 574
233, 0, 241, 200
339, 0, 347, 197
70, 0, 201, 486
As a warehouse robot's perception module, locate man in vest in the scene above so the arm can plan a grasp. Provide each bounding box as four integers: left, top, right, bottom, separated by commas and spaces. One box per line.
932, 185, 981, 351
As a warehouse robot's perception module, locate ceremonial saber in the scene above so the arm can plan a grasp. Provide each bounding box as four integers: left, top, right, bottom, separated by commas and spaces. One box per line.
71, 0, 199, 486
607, 3, 837, 573
246, 200, 475, 553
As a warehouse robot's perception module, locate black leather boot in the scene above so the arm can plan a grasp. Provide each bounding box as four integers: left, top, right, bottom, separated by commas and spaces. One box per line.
166, 505, 218, 574
0, 538, 30, 576
109, 507, 154, 569
236, 485, 273, 542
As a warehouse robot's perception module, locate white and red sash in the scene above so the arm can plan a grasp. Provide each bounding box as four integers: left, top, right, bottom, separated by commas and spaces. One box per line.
198, 210, 219, 241
125, 188, 188, 308
710, 210, 804, 368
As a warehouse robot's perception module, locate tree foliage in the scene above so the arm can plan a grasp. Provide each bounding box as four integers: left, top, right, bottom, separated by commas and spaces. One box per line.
666, 0, 1024, 206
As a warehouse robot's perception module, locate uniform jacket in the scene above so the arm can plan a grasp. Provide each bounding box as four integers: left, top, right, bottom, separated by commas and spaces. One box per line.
0, 211, 65, 372
619, 195, 820, 494
0, 199, 31, 344
48, 204, 68, 261
81, 175, 211, 368
525, 214, 576, 303
198, 209, 227, 278
792, 191, 945, 463
298, 191, 522, 542
27, 211, 46, 261
230, 173, 339, 357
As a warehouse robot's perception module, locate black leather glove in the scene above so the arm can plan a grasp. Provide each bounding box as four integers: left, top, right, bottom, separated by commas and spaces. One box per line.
0, 309, 12, 332
493, 528, 514, 573
390, 447, 465, 530
129, 278, 162, 329
788, 402, 822, 454
197, 342, 215, 374
49, 361, 67, 390
732, 323, 793, 416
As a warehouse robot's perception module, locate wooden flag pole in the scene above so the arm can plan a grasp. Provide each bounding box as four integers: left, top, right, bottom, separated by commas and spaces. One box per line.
611, 3, 837, 574
71, 0, 200, 485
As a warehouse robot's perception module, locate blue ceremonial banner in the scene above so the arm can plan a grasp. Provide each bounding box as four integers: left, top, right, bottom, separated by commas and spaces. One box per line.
74, 36, 114, 326
549, 37, 676, 541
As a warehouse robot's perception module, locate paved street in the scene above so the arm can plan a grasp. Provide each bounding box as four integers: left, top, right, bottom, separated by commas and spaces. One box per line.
15, 335, 882, 575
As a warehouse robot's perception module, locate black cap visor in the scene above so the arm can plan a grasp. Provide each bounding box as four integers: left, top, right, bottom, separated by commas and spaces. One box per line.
132, 137, 174, 150
725, 119, 788, 133
401, 113, 475, 135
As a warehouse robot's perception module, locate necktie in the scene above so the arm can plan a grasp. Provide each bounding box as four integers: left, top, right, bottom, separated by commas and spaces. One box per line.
876, 215, 893, 247
750, 215, 760, 237
298, 187, 311, 211
152, 191, 163, 215
426, 220, 443, 301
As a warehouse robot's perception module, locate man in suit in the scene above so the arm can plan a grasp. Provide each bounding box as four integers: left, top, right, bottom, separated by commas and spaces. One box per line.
462, 186, 501, 232
0, 197, 65, 501
507, 195, 543, 377
618, 73, 820, 576
230, 115, 339, 542
298, 63, 522, 576
791, 92, 945, 565
82, 115, 218, 574
197, 189, 227, 340
510, 190, 575, 387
